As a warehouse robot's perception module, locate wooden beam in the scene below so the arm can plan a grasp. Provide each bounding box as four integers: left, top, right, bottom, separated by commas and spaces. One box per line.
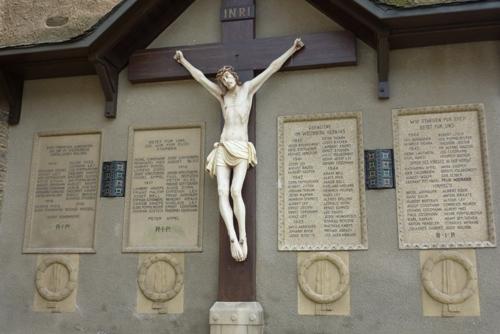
13, 58, 95, 80
376, 32, 390, 99
307, 0, 392, 99
92, 57, 119, 119
389, 21, 500, 49
217, 0, 257, 302
128, 31, 356, 83
0, 71, 24, 125
382, 6, 500, 30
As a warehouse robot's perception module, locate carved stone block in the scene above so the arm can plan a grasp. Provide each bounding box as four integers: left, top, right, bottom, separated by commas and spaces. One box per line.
420, 250, 480, 317
136, 253, 184, 314
209, 302, 264, 334
297, 252, 350, 316
33, 254, 79, 313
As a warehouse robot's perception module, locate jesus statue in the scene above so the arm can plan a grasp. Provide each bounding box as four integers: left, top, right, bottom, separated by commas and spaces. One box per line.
174, 38, 304, 262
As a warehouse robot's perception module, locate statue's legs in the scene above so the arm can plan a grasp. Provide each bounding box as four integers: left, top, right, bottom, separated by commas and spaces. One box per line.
230, 161, 249, 260
216, 165, 244, 262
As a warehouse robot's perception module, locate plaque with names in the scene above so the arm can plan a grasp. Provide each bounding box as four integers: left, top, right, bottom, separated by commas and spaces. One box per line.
123, 124, 204, 252
393, 104, 495, 249
278, 113, 367, 251
23, 131, 102, 253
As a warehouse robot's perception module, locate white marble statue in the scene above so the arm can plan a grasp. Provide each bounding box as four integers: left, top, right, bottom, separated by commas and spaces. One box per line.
174, 38, 304, 262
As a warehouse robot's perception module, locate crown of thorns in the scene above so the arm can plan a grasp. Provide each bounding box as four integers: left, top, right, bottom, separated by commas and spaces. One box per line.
216, 66, 241, 85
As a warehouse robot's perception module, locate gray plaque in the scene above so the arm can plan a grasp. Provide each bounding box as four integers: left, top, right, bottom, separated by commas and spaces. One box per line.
278, 113, 367, 251
23, 130, 102, 253
123, 124, 204, 252
393, 104, 495, 249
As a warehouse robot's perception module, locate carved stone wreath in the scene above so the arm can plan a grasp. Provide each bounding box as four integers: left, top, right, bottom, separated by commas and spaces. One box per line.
137, 254, 184, 302
421, 251, 477, 305
298, 253, 350, 304
35, 256, 77, 302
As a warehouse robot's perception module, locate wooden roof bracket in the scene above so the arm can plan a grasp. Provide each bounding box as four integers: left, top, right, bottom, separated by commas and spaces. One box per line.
306, 0, 390, 99
92, 56, 119, 119
376, 30, 390, 99
0, 70, 24, 125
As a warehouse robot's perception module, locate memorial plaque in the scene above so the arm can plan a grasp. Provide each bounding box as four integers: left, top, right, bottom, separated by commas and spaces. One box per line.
278, 113, 367, 251
124, 124, 204, 252
23, 131, 102, 253
393, 104, 495, 249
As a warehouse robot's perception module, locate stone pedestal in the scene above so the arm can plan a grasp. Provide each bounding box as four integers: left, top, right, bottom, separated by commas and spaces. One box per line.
209, 302, 264, 334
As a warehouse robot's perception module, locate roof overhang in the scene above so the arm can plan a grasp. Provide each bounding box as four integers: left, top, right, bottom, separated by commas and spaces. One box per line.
307, 0, 500, 98
1, 0, 499, 124
0, 0, 194, 124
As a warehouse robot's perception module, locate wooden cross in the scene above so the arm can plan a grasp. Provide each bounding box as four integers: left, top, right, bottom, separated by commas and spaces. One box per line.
128, 0, 357, 302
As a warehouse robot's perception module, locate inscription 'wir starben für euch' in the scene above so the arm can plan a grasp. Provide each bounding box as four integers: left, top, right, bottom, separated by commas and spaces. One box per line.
394, 104, 496, 249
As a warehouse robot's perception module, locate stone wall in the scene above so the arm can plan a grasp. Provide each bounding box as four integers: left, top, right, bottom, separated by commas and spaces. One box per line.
0, 0, 121, 48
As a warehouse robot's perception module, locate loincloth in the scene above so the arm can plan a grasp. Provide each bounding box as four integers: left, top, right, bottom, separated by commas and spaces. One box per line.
206, 141, 257, 177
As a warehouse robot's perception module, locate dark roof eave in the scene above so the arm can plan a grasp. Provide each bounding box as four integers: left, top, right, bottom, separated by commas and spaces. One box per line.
2, 0, 498, 64
354, 0, 500, 19
308, 0, 500, 48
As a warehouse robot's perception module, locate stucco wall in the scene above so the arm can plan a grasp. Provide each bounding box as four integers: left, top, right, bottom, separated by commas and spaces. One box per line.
0, 0, 499, 333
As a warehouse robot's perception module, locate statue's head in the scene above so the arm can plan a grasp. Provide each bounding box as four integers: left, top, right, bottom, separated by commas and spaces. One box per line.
216, 66, 241, 92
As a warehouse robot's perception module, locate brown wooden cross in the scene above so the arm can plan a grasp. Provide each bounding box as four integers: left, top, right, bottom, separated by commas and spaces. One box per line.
128, 0, 356, 302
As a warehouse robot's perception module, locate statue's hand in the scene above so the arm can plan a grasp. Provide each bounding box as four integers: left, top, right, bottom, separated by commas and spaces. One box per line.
293, 38, 304, 51
174, 50, 184, 63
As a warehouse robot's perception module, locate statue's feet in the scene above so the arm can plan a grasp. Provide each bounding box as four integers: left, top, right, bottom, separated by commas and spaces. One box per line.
239, 236, 248, 260
230, 239, 245, 262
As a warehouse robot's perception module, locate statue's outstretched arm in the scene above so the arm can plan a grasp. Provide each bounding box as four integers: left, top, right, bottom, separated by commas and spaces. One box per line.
246, 38, 304, 96
174, 51, 224, 103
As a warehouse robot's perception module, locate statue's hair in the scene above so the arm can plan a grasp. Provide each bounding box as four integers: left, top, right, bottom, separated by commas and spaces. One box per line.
215, 66, 241, 91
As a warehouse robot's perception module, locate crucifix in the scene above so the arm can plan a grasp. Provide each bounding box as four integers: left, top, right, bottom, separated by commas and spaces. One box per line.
128, 0, 356, 303
174, 37, 304, 264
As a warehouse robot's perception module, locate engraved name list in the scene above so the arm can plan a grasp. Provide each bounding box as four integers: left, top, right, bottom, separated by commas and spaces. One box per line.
279, 113, 367, 251
394, 105, 495, 249
124, 125, 204, 252
24, 131, 102, 253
